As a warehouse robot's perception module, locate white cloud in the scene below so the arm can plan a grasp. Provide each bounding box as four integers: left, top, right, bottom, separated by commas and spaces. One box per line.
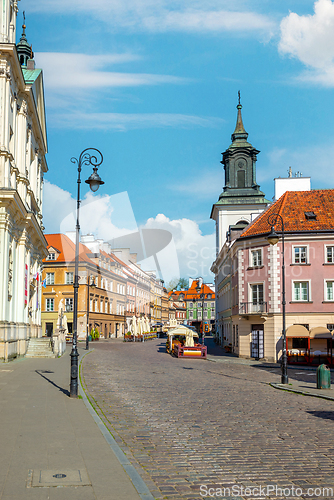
43, 181, 137, 237
35, 52, 185, 93
143, 214, 215, 281
279, 0, 334, 86
29, 0, 274, 35
49, 112, 223, 131
43, 182, 215, 281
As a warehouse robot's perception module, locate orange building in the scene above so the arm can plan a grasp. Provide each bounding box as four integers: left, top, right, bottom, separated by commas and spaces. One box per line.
41, 234, 127, 339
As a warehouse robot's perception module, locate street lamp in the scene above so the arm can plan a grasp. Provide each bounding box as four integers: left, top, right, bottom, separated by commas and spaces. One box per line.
70, 149, 104, 398
86, 276, 96, 350
267, 213, 288, 385
195, 280, 205, 345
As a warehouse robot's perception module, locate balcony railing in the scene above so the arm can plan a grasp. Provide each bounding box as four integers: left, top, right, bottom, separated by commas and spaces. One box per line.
239, 302, 267, 315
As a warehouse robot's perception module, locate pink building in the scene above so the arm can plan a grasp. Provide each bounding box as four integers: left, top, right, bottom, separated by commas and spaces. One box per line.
212, 190, 334, 363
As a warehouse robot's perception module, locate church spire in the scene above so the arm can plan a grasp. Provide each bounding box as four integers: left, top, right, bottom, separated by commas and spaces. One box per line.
16, 12, 34, 68
231, 91, 248, 143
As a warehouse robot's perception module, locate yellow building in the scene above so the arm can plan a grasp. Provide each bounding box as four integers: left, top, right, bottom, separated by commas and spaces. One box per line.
42, 234, 127, 339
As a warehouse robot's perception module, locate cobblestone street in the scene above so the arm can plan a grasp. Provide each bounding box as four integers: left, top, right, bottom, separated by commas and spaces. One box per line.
81, 339, 334, 500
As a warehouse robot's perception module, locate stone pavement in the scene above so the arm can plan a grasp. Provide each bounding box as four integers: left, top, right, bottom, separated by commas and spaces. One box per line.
0, 345, 145, 500
81, 338, 334, 500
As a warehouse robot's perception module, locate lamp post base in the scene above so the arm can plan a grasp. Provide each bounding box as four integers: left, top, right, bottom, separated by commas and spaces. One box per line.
70, 348, 79, 398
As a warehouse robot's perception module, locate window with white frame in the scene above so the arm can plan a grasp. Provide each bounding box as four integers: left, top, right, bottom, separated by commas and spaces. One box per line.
90, 297, 93, 311
110, 281, 113, 292
251, 249, 262, 267
46, 272, 54, 285
95, 299, 98, 312
100, 299, 103, 312
46, 298, 54, 311
46, 252, 56, 260
105, 301, 108, 313
189, 302, 193, 308
65, 272, 73, 284
326, 246, 334, 263
189, 310, 193, 319
204, 310, 208, 319
326, 281, 334, 301
293, 246, 307, 264
251, 284, 263, 304
109, 301, 113, 314
65, 298, 73, 311
293, 281, 309, 301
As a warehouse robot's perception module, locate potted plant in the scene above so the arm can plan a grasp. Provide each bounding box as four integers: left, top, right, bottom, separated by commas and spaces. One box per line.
94, 327, 100, 341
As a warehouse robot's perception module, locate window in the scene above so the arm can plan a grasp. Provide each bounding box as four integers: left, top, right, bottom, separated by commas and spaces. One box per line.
46, 273, 54, 285
293, 246, 307, 264
100, 300, 103, 313
326, 281, 334, 301
46, 252, 55, 260
204, 310, 208, 319
251, 249, 262, 267
189, 302, 193, 308
251, 284, 263, 304
65, 272, 73, 284
326, 246, 334, 263
110, 302, 113, 314
327, 324, 334, 332
65, 298, 73, 311
105, 301, 108, 313
46, 298, 54, 311
211, 302, 215, 308
90, 298, 93, 312
95, 299, 98, 312
189, 310, 193, 319
236, 325, 239, 347
293, 282, 309, 301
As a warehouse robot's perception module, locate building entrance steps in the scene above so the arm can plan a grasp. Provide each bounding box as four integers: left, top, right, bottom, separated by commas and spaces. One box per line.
25, 337, 56, 358
0, 346, 144, 500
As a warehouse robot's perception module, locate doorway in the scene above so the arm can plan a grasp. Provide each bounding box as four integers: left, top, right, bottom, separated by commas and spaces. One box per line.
251, 326, 264, 359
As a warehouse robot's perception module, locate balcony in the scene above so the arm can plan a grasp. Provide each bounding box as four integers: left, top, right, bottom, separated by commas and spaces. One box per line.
239, 302, 267, 315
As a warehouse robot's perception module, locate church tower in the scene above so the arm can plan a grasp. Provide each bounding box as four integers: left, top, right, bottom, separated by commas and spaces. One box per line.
210, 94, 270, 254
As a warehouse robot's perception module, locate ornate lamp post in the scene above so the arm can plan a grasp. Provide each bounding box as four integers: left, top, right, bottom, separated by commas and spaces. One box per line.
70, 149, 104, 398
267, 213, 288, 385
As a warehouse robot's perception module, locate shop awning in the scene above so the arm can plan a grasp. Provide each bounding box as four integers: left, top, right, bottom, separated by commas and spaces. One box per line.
309, 327, 332, 339
286, 325, 309, 337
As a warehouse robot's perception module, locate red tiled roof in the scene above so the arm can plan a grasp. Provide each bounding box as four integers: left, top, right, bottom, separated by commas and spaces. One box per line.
240, 190, 334, 239
168, 280, 215, 300
44, 234, 95, 264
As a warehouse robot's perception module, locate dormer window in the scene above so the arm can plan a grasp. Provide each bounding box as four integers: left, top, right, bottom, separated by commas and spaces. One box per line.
305, 211, 316, 220
47, 252, 56, 260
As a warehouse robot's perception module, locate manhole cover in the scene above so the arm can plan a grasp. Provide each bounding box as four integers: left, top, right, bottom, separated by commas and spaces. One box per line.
30, 469, 90, 487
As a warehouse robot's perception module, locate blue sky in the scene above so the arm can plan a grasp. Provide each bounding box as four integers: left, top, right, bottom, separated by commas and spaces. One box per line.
20, 0, 334, 282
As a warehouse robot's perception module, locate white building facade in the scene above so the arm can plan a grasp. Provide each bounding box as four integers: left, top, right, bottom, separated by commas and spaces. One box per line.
0, 2, 48, 360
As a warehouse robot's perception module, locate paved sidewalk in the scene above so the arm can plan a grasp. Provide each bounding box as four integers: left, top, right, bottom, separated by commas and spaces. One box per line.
271, 379, 334, 400
0, 346, 143, 500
